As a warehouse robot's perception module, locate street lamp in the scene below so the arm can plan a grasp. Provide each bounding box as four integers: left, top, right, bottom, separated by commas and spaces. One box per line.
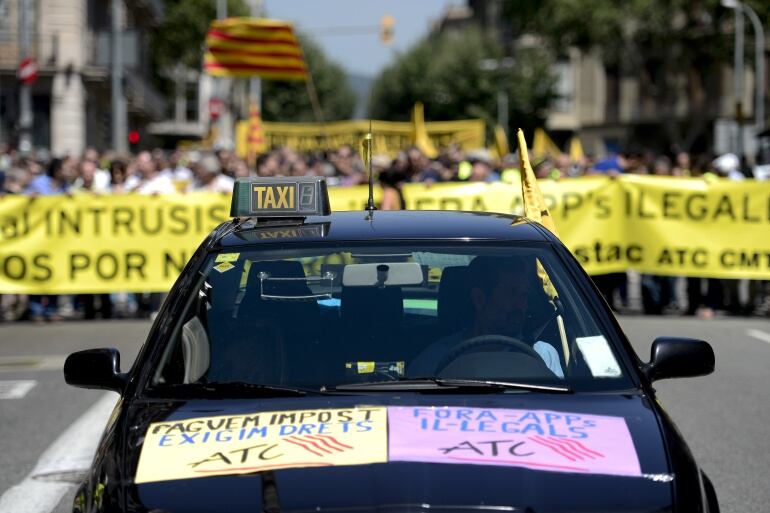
722, 0, 766, 155
479, 57, 515, 138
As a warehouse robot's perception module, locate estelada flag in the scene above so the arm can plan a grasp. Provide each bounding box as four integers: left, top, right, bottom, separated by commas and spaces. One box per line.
205, 18, 308, 80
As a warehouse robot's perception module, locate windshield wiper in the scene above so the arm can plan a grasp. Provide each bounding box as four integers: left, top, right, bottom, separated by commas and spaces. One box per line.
147, 382, 331, 398
333, 377, 572, 394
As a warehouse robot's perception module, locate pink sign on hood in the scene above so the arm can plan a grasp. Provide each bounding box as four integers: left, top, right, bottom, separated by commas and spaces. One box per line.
387, 406, 642, 477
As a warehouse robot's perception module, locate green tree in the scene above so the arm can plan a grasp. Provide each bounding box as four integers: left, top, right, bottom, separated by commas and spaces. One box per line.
261, 36, 356, 122
503, 0, 770, 152
151, 0, 249, 72
149, 0, 249, 103
369, 25, 556, 137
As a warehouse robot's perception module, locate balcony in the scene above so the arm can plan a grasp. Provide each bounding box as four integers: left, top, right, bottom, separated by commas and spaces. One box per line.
89, 30, 139, 69
125, 74, 166, 121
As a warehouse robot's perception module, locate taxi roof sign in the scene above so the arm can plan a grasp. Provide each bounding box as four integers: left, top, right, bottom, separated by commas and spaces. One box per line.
230, 177, 331, 218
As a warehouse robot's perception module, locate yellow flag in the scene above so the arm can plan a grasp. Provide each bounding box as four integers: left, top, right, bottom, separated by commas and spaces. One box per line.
411, 102, 438, 158
569, 136, 584, 161
517, 128, 559, 236
532, 127, 561, 158
493, 125, 510, 159
517, 129, 568, 361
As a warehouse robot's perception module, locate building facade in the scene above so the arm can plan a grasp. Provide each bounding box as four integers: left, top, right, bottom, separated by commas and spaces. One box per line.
0, 0, 165, 156
442, 0, 768, 158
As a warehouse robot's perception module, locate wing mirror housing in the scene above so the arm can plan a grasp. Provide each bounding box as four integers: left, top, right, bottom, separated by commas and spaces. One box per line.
64, 348, 127, 393
643, 337, 714, 382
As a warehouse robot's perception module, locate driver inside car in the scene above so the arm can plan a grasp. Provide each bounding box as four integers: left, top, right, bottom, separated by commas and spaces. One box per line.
409, 256, 565, 378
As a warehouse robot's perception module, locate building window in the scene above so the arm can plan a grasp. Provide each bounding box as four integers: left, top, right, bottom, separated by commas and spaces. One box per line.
552, 60, 573, 113
185, 81, 199, 122
0, 0, 11, 42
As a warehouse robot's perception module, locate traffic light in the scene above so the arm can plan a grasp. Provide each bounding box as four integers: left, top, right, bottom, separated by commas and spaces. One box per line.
380, 15, 394, 45
128, 130, 140, 151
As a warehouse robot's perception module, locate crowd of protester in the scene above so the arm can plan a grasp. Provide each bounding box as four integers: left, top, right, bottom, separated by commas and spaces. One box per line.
1, 141, 769, 322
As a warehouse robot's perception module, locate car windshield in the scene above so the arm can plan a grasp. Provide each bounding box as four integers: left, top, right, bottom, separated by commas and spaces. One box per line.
151, 242, 634, 393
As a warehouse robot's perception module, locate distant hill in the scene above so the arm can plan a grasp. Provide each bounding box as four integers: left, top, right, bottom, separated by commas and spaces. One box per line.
347, 73, 374, 119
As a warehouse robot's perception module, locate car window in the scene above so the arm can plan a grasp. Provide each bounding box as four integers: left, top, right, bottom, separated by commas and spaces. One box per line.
151, 243, 633, 392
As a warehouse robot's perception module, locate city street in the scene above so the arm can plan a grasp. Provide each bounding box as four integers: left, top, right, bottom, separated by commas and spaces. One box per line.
1, 0, 769, 511
0, 316, 768, 513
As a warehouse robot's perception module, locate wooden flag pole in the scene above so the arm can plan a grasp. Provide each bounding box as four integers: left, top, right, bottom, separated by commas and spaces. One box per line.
305, 73, 324, 124
302, 60, 328, 148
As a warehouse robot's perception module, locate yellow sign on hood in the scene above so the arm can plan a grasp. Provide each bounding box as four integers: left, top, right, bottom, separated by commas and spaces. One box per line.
135, 407, 387, 483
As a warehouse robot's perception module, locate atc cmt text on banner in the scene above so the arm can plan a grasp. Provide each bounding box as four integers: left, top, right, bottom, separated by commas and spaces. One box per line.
2, 176, 770, 293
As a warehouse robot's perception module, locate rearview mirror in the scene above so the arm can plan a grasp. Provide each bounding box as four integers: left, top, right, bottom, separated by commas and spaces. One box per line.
342, 262, 424, 287
64, 348, 127, 393
644, 337, 714, 382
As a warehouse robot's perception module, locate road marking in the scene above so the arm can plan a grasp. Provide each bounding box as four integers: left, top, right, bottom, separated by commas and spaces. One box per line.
0, 393, 118, 513
0, 380, 37, 399
746, 329, 770, 345
0, 355, 67, 373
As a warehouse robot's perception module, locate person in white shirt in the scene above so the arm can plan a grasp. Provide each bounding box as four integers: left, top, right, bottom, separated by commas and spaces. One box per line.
410, 256, 564, 379
160, 150, 194, 182
128, 151, 177, 195
82, 148, 111, 191
192, 154, 235, 193
72, 158, 111, 193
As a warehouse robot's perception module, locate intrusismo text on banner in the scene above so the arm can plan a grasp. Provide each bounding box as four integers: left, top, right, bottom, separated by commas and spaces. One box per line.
2, 176, 770, 293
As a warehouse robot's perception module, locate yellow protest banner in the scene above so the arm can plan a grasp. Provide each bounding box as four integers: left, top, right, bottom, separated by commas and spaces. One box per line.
135, 407, 387, 483
605, 175, 770, 278
235, 119, 486, 158
3, 176, 770, 294
0, 192, 231, 294
331, 177, 770, 278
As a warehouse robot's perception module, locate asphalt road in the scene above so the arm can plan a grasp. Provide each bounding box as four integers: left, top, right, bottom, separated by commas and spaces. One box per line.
0, 321, 148, 513
0, 316, 768, 512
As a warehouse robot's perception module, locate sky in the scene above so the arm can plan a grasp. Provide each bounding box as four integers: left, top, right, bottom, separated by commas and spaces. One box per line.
262, 0, 460, 77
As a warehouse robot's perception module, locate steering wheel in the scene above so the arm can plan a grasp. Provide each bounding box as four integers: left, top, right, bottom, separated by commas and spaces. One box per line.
436, 335, 542, 374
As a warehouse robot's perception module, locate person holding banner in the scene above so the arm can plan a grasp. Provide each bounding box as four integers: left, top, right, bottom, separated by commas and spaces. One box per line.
378, 155, 407, 211
191, 154, 234, 193
330, 144, 366, 186
126, 151, 176, 195
124, 151, 175, 318
24, 156, 71, 196
24, 158, 74, 322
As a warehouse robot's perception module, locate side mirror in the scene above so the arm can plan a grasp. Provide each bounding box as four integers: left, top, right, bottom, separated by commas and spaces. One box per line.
64, 348, 127, 393
644, 337, 715, 382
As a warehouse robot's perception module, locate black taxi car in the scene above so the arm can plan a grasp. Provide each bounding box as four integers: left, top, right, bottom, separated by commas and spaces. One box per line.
65, 177, 718, 513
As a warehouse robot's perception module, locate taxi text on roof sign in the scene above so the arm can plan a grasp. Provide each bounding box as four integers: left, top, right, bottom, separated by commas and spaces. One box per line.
230, 177, 331, 218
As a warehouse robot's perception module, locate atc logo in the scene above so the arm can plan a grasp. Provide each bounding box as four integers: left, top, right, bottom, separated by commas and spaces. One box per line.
283, 435, 353, 457
528, 436, 605, 462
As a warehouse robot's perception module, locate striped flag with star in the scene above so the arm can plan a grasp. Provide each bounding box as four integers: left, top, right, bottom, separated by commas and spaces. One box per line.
204, 18, 308, 80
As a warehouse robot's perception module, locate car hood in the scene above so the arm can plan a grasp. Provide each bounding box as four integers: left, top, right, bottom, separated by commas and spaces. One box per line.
123, 393, 674, 513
